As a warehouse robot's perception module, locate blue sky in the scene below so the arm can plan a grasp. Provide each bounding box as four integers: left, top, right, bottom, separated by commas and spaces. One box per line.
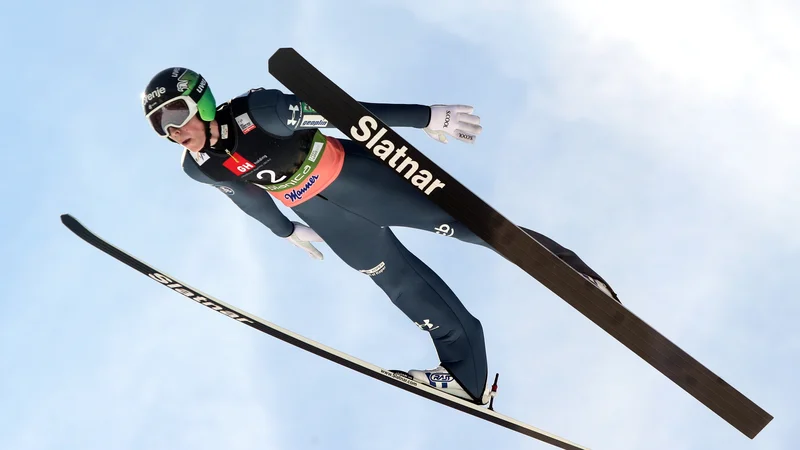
1, 0, 798, 449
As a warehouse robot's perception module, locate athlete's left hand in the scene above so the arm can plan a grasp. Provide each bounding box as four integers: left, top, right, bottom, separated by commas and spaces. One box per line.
286, 222, 325, 260
423, 104, 482, 144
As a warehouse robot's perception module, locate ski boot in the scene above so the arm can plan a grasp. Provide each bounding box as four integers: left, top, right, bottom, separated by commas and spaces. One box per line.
405, 365, 498, 407
583, 274, 621, 304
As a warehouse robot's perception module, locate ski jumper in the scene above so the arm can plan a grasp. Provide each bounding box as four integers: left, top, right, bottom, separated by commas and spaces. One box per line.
180, 88, 610, 401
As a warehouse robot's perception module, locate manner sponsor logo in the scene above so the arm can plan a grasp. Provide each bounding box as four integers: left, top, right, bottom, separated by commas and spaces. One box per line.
284, 174, 320, 203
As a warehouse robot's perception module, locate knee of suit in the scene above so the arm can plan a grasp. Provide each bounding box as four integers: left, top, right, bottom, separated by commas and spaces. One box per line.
367, 267, 428, 300
429, 319, 483, 343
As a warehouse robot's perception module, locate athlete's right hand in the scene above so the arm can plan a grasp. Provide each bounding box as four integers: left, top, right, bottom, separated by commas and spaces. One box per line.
423, 104, 482, 144
286, 222, 325, 260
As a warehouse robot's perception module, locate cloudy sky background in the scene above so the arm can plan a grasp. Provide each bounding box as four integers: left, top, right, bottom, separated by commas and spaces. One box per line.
1, 0, 797, 449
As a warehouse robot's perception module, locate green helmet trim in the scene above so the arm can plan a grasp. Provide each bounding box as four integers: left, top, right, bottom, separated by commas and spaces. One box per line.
175, 69, 216, 122
195, 88, 216, 122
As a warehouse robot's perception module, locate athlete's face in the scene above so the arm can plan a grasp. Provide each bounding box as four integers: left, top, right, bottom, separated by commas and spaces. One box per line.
167, 115, 207, 152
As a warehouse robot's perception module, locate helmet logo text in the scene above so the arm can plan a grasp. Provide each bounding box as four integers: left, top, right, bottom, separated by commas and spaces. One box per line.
143, 86, 166, 104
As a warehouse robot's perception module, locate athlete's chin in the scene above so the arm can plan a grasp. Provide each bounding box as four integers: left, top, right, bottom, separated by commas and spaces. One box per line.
183, 137, 205, 152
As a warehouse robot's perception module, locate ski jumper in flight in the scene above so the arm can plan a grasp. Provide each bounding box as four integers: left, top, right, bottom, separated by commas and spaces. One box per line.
141, 67, 620, 404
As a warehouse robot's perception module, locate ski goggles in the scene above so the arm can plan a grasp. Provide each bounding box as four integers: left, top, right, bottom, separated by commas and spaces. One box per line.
146, 96, 198, 137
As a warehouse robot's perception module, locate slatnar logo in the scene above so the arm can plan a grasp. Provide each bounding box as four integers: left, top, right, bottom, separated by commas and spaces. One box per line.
148, 272, 254, 324
350, 115, 447, 196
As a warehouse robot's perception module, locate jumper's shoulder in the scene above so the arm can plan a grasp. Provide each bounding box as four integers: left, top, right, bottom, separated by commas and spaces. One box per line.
244, 88, 296, 137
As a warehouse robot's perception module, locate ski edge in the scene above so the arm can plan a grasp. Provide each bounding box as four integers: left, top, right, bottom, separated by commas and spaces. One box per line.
59, 213, 590, 450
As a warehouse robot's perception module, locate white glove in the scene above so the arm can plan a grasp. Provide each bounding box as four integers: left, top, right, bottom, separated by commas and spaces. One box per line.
423, 104, 482, 144
285, 222, 324, 260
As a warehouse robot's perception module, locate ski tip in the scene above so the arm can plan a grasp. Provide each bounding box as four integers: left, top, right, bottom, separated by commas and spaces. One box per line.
60, 214, 85, 235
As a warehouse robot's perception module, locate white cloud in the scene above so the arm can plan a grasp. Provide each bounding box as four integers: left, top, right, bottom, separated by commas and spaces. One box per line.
550, 0, 800, 119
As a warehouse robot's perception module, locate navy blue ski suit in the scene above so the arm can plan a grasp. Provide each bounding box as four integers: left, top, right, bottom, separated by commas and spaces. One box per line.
180, 88, 613, 402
